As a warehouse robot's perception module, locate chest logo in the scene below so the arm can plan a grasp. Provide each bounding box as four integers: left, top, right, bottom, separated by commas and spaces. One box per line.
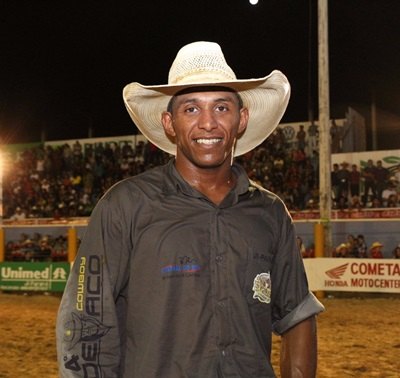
252, 272, 271, 304
161, 256, 201, 279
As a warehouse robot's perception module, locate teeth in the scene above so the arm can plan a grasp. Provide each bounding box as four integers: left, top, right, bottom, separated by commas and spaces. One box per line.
195, 138, 222, 144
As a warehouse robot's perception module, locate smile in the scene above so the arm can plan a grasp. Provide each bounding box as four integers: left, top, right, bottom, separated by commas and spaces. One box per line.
194, 138, 222, 145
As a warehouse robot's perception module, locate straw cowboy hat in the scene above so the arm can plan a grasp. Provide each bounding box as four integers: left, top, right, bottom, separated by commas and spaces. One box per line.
123, 41, 291, 156
370, 242, 383, 250
335, 243, 349, 253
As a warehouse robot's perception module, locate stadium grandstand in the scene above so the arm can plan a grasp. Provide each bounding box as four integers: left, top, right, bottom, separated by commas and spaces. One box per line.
1, 120, 399, 264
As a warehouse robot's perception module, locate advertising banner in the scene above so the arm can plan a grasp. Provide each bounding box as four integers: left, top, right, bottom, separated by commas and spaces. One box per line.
0, 262, 70, 292
291, 208, 400, 220
304, 258, 400, 293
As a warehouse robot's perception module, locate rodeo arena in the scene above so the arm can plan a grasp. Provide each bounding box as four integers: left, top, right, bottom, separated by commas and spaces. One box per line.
0, 115, 399, 377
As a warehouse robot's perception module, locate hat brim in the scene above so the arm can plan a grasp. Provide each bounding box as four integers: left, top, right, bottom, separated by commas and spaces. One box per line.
123, 70, 290, 157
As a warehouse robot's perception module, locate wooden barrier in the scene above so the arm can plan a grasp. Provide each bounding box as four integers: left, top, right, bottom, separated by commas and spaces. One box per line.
0, 228, 4, 262
314, 223, 325, 299
67, 227, 78, 263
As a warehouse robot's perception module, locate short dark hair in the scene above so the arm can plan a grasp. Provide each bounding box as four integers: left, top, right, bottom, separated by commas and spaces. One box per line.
167, 86, 243, 113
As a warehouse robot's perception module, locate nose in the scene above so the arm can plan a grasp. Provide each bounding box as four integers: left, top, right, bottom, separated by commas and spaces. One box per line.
198, 109, 218, 131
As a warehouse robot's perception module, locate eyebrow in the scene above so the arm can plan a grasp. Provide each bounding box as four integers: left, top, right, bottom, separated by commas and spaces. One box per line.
167, 91, 243, 113
178, 96, 236, 105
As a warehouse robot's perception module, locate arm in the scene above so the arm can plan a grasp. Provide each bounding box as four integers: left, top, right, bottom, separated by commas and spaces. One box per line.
280, 316, 317, 378
56, 191, 131, 377
269, 199, 323, 377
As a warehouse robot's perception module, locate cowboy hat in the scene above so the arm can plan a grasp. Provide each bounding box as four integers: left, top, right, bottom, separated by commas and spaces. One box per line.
370, 241, 383, 249
335, 243, 348, 253
123, 41, 290, 156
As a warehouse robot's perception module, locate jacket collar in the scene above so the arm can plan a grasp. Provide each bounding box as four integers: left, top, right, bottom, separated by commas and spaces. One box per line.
162, 159, 254, 207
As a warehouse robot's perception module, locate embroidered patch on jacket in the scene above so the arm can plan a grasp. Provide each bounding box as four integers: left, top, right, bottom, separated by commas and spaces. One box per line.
252, 272, 272, 304
161, 255, 201, 279
63, 312, 111, 349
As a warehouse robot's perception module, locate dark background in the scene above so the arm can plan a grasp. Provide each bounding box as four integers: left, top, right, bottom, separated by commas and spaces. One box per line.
1, 0, 399, 149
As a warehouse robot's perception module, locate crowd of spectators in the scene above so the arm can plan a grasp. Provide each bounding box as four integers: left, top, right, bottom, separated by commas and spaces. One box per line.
333, 234, 400, 259
331, 159, 400, 210
3, 126, 400, 221
5, 232, 70, 262
4, 139, 168, 219
2, 125, 399, 262
333, 234, 369, 258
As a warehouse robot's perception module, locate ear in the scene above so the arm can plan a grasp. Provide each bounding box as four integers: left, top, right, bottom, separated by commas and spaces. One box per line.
238, 107, 249, 134
161, 111, 176, 137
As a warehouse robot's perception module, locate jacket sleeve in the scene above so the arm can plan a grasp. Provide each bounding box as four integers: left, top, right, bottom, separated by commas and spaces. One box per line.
270, 200, 324, 335
56, 193, 131, 377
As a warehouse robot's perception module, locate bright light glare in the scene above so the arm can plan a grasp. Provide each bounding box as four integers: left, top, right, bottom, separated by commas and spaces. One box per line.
249, 0, 259, 5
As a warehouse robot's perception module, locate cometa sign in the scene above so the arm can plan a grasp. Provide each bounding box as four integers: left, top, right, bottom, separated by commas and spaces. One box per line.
303, 258, 400, 293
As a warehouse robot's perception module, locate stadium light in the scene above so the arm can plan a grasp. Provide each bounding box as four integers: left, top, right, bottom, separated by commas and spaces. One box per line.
0, 151, 3, 225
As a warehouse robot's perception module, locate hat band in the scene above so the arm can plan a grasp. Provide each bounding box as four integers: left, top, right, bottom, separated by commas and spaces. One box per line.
170, 69, 236, 85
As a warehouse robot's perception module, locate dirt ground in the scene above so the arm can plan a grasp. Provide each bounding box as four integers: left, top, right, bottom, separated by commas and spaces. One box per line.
0, 292, 399, 378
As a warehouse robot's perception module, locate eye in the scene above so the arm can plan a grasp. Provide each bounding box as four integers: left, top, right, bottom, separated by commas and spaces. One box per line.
215, 104, 229, 112
184, 106, 198, 113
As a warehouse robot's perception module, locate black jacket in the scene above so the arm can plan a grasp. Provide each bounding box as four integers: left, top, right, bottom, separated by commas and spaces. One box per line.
57, 160, 324, 377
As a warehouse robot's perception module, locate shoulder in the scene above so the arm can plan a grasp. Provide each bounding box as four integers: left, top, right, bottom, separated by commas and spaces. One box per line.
101, 164, 168, 203
249, 180, 291, 216
87, 165, 170, 224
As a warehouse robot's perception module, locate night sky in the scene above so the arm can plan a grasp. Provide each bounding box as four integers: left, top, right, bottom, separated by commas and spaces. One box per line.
1, 0, 399, 148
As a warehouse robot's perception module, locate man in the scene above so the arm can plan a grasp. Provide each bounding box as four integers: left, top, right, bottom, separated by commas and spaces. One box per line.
337, 162, 350, 198
331, 163, 340, 202
57, 41, 324, 377
10, 206, 26, 221
373, 160, 389, 201
307, 122, 318, 154
349, 164, 361, 197
361, 159, 376, 203
369, 241, 384, 259
296, 124, 306, 150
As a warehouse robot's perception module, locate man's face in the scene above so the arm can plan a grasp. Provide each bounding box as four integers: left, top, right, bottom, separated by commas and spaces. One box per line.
162, 89, 248, 170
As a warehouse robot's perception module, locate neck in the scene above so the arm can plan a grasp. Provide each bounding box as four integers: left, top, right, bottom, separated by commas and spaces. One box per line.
174, 159, 236, 204
178, 162, 234, 186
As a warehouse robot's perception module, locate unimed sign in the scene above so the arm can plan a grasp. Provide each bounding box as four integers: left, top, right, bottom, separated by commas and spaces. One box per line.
304, 258, 400, 293
0, 262, 70, 292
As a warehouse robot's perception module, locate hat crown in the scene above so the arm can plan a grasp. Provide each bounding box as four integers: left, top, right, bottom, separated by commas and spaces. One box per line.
168, 41, 237, 85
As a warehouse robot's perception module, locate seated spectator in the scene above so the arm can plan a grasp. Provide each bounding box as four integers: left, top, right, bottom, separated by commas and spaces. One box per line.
370, 197, 383, 208
392, 244, 400, 259
51, 235, 68, 262
346, 234, 359, 257
304, 198, 318, 211
336, 193, 349, 211
20, 239, 38, 262
273, 155, 285, 171
296, 236, 306, 257
37, 236, 53, 261
369, 242, 384, 259
304, 244, 315, 258
7, 241, 25, 261
394, 166, 400, 191
10, 207, 26, 221
386, 194, 399, 208
334, 243, 349, 258
382, 181, 398, 207
349, 195, 363, 210
356, 234, 368, 258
